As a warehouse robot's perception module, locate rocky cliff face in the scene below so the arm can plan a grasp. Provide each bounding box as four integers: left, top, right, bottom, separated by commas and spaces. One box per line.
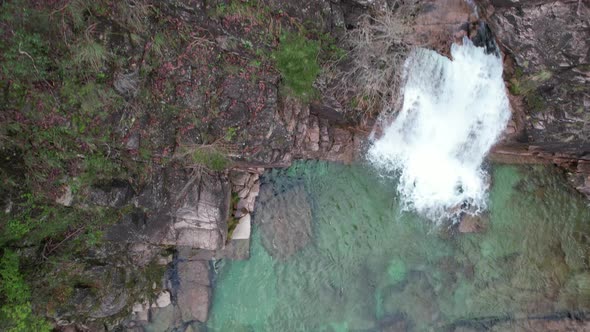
477, 0, 590, 197
481, 0, 589, 144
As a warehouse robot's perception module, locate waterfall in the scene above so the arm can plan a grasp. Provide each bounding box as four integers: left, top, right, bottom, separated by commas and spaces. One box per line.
368, 38, 510, 222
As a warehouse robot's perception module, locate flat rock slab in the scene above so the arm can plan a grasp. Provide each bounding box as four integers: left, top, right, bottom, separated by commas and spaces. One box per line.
106, 168, 230, 251
175, 239, 251, 261
174, 255, 212, 323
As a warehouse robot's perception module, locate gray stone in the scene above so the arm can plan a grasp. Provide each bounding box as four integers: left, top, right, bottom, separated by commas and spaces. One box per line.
177, 259, 210, 287
144, 305, 182, 332
174, 257, 211, 323
129, 243, 159, 267
86, 180, 134, 208
177, 285, 211, 323
106, 169, 230, 251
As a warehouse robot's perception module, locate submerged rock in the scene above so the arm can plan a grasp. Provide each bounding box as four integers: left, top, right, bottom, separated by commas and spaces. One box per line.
256, 184, 313, 260
458, 213, 489, 233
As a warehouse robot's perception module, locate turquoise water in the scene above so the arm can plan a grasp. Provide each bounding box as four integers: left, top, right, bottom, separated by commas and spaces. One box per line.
207, 162, 590, 331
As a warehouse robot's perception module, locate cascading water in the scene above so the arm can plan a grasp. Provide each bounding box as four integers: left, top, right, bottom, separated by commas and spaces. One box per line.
368, 38, 510, 221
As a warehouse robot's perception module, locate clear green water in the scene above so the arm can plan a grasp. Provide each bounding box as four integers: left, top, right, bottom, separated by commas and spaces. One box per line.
207, 162, 590, 331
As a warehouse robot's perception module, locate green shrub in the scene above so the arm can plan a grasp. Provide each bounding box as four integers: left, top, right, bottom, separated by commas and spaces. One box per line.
272, 33, 320, 99
0, 250, 51, 332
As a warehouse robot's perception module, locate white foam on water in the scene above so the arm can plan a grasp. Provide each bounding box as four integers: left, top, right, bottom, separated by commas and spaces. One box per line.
368, 38, 510, 222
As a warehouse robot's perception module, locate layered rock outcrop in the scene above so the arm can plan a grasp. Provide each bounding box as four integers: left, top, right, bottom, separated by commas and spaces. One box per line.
477, 0, 590, 197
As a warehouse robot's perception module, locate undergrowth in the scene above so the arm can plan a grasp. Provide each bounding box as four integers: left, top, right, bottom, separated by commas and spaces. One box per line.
0, 250, 52, 332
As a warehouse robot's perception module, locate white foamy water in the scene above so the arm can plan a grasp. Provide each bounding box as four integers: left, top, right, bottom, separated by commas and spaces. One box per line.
368, 38, 510, 221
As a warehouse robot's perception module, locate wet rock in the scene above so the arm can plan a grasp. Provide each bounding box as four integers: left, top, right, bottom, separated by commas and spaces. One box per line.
378, 314, 411, 332
177, 285, 210, 323
231, 170, 261, 221
219, 239, 250, 260
256, 184, 313, 260
282, 96, 365, 163
458, 214, 488, 233
183, 324, 202, 332
381, 272, 439, 329
306, 116, 321, 152
558, 272, 590, 308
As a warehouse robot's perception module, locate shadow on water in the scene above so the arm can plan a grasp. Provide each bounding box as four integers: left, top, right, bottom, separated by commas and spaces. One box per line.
207, 161, 590, 332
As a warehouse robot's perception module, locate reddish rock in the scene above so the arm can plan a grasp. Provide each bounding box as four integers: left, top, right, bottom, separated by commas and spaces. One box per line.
407, 0, 475, 56
458, 214, 488, 233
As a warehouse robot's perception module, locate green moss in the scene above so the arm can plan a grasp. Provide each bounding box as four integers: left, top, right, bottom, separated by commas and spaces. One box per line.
525, 93, 545, 113
508, 68, 551, 113
0, 250, 51, 332
272, 33, 321, 100
509, 68, 552, 96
